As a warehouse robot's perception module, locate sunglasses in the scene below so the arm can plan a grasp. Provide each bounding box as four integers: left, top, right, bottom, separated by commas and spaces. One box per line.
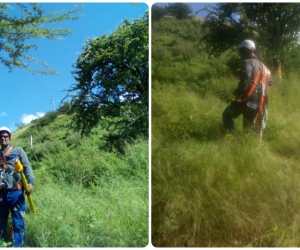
0, 135, 9, 139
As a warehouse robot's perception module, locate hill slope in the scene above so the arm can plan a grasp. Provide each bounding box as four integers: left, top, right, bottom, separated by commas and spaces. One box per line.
152, 17, 300, 247
7, 111, 148, 247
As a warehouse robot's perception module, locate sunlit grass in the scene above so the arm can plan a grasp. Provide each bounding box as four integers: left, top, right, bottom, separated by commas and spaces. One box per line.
26, 172, 148, 247
9, 116, 148, 247
152, 74, 300, 247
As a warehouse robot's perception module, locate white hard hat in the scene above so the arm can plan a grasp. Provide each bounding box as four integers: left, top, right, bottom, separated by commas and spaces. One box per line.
0, 127, 11, 136
239, 40, 256, 51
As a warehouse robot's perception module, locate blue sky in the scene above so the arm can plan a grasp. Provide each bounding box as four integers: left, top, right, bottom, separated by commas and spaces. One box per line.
2, 2, 148, 132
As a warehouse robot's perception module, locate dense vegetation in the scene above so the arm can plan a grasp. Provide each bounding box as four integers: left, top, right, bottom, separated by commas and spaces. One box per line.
0, 5, 149, 247
152, 13, 300, 247
68, 11, 148, 147
200, 3, 300, 65
2, 110, 148, 247
152, 3, 193, 20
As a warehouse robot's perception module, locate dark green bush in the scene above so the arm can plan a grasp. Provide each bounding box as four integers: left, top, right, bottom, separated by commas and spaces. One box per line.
31, 111, 60, 128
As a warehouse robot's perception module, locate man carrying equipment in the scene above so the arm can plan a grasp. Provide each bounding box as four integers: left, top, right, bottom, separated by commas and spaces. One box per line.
0, 127, 34, 247
222, 39, 272, 135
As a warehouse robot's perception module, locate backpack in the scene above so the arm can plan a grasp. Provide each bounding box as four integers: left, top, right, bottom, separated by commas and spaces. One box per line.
0, 146, 22, 190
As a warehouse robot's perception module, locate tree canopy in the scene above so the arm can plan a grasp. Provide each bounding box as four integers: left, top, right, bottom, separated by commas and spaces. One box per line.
68, 11, 148, 147
152, 3, 193, 21
201, 3, 300, 65
165, 3, 193, 20
0, 3, 82, 75
152, 5, 167, 22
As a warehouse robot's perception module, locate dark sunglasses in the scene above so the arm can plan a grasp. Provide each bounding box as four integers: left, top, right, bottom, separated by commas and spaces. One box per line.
0, 135, 9, 139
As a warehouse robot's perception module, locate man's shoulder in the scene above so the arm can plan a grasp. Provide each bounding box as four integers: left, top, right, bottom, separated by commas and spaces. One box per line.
11, 146, 25, 153
243, 57, 261, 68
244, 57, 260, 62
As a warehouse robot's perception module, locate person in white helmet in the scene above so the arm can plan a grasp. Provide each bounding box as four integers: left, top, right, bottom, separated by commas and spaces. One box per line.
222, 39, 272, 134
0, 126, 34, 247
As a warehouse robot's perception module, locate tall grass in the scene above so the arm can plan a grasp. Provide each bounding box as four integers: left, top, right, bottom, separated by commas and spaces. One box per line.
153, 133, 300, 246
9, 115, 148, 247
26, 170, 148, 247
152, 33, 300, 246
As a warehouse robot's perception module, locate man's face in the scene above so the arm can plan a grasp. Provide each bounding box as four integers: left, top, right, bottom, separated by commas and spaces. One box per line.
0, 133, 10, 147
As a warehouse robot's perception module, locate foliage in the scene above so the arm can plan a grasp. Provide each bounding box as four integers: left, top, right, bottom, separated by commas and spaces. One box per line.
280, 43, 300, 77
57, 102, 73, 114
0, 3, 82, 75
25, 174, 148, 247
152, 3, 193, 21
10, 110, 148, 247
152, 14, 300, 247
242, 3, 300, 62
152, 4, 167, 22
30, 111, 60, 128
201, 3, 300, 65
152, 17, 236, 90
165, 3, 193, 20
68, 10, 148, 144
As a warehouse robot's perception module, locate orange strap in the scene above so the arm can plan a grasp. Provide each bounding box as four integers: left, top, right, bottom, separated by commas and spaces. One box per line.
254, 65, 271, 133
241, 59, 263, 102
0, 146, 14, 169
0, 146, 22, 190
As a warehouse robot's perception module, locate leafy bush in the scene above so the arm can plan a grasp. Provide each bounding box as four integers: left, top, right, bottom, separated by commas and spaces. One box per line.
31, 111, 60, 128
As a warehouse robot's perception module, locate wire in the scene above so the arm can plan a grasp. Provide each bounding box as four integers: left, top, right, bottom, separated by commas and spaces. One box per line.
33, 73, 50, 100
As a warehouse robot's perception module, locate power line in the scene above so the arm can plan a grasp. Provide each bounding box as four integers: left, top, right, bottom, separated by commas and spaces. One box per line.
33, 73, 50, 100
33, 74, 60, 111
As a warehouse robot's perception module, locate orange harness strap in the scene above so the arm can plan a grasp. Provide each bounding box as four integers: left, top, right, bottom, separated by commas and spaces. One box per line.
255, 66, 271, 133
239, 59, 271, 134
1, 146, 14, 170
241, 59, 263, 103
1, 146, 23, 190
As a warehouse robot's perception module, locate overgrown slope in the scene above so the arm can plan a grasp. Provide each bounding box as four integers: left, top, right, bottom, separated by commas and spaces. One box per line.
152, 16, 300, 247
7, 111, 148, 247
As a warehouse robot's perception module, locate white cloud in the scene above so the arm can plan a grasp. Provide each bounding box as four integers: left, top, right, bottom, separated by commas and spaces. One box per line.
21, 112, 45, 125
0, 111, 7, 117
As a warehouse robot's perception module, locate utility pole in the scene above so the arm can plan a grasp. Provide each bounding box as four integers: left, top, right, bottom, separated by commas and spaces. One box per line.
51, 97, 62, 112
52, 97, 56, 111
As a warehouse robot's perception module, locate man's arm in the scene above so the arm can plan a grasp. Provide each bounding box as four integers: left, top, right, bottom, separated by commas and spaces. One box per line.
235, 60, 253, 100
18, 147, 34, 194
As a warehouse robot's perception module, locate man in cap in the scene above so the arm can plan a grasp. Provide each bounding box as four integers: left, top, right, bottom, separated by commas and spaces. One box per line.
0, 127, 34, 247
222, 39, 273, 134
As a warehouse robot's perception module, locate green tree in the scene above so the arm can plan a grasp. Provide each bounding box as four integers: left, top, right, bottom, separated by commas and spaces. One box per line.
201, 4, 246, 56
166, 3, 193, 19
68, 11, 148, 147
201, 3, 300, 65
0, 3, 81, 75
152, 4, 167, 22
57, 101, 72, 114
243, 3, 300, 64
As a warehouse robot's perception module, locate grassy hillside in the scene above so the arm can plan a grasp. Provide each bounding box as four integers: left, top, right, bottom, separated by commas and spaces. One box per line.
5, 112, 148, 247
152, 17, 300, 247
